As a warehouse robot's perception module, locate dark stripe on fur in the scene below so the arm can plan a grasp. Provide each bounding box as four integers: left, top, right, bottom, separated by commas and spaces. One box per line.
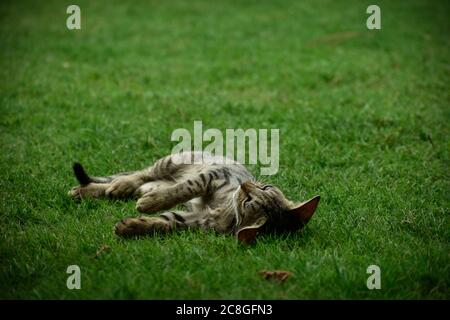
216, 181, 228, 190
159, 214, 170, 221
222, 168, 231, 183
172, 212, 186, 223
200, 173, 206, 185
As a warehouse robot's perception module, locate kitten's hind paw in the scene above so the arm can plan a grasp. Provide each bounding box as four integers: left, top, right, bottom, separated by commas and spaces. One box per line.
68, 186, 84, 199
68, 184, 106, 199
105, 176, 139, 199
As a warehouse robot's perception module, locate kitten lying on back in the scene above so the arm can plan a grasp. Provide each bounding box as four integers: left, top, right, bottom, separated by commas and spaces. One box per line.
69, 151, 320, 244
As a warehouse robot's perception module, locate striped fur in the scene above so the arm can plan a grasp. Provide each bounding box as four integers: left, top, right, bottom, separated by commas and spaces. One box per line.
69, 151, 320, 243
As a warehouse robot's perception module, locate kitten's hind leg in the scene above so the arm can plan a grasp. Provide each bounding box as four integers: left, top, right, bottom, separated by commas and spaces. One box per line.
135, 179, 207, 213
69, 175, 146, 200
68, 183, 109, 199
104, 171, 149, 199
69, 162, 143, 200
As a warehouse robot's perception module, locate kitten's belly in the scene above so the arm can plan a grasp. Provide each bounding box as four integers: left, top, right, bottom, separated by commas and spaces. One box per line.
187, 196, 206, 211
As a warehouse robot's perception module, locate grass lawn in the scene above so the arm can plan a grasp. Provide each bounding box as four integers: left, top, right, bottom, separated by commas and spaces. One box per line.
0, 0, 449, 299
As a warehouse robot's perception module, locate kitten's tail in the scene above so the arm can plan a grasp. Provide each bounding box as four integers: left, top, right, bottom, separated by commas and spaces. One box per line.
72, 162, 113, 185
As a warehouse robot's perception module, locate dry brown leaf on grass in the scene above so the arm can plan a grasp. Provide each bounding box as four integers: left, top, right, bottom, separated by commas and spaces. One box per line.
259, 270, 293, 282
94, 244, 111, 258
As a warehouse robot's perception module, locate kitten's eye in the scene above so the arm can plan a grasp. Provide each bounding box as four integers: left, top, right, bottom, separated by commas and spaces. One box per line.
262, 185, 273, 191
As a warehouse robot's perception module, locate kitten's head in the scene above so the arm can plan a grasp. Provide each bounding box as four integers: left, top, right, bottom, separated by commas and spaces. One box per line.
233, 181, 320, 244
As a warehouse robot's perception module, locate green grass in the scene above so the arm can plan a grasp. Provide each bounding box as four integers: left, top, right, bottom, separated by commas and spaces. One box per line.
0, 0, 449, 299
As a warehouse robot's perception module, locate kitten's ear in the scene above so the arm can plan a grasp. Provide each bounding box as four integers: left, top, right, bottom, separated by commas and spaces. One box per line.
236, 216, 268, 244
290, 195, 320, 225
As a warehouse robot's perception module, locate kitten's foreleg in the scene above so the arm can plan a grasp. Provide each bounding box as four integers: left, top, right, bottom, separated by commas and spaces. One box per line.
114, 211, 197, 237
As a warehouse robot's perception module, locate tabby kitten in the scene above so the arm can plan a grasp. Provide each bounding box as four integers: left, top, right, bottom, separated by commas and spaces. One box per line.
69, 151, 320, 243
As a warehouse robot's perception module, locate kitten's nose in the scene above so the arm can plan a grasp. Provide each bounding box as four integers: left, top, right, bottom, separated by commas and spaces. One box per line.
240, 181, 254, 193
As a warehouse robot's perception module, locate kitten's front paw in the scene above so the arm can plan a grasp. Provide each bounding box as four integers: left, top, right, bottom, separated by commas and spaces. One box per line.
115, 217, 149, 237
106, 176, 139, 198
114, 216, 170, 237
136, 192, 167, 213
